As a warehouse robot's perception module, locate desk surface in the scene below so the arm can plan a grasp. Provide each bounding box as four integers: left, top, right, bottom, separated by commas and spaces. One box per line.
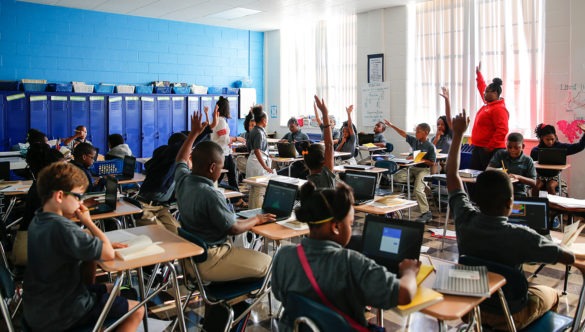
0, 180, 32, 196
73, 199, 143, 221
420, 256, 507, 321
243, 175, 307, 188
533, 162, 571, 171
333, 165, 387, 174
354, 196, 418, 215
99, 225, 204, 272
359, 146, 386, 151
251, 219, 309, 241
117, 172, 146, 185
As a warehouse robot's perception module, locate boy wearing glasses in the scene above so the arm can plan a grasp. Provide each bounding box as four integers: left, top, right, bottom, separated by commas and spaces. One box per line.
23, 162, 144, 331
71, 142, 105, 192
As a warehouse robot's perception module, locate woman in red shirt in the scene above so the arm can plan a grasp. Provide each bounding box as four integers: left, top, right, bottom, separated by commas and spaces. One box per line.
470, 62, 509, 170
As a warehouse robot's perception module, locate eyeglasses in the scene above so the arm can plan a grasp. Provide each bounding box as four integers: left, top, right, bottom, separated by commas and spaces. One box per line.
63, 191, 85, 201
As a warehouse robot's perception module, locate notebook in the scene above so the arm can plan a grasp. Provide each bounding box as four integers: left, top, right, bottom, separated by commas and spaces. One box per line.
115, 155, 136, 181
538, 148, 567, 165
361, 215, 425, 274
508, 197, 549, 235
394, 287, 443, 316
236, 180, 298, 221
276, 142, 297, 158
432, 265, 490, 298
88, 177, 118, 215
343, 171, 377, 205
343, 165, 374, 171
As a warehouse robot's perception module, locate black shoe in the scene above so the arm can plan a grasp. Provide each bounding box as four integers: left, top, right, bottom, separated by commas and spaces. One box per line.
416, 211, 433, 223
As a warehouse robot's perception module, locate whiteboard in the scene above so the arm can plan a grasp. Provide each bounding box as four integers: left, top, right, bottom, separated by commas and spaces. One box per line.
361, 82, 389, 126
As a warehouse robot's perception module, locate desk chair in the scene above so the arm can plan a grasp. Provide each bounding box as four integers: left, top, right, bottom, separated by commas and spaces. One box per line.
374, 160, 400, 192
0, 264, 16, 332
176, 228, 271, 332
285, 292, 353, 332
459, 255, 573, 332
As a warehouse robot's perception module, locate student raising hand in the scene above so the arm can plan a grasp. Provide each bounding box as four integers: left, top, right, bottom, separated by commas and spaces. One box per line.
451, 109, 469, 135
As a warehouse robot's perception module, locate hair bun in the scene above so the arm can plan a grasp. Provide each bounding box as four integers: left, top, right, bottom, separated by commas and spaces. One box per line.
492, 78, 503, 86
299, 182, 317, 203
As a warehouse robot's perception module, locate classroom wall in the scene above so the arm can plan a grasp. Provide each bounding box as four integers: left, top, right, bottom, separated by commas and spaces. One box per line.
0, 0, 264, 103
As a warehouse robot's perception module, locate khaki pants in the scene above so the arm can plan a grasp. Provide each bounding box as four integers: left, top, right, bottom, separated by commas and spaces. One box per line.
481, 285, 559, 330
196, 242, 271, 282
394, 166, 430, 213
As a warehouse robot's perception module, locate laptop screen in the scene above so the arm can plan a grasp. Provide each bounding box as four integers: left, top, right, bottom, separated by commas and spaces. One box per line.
343, 171, 377, 200
508, 197, 549, 231
277, 143, 296, 158
362, 215, 425, 274
262, 180, 298, 216
122, 156, 136, 176
104, 177, 118, 208
538, 148, 566, 165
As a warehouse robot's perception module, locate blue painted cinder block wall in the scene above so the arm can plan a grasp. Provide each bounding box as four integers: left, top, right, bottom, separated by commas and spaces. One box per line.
0, 0, 264, 103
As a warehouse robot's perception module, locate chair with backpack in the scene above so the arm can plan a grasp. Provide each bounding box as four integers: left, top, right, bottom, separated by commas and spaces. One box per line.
285, 292, 353, 332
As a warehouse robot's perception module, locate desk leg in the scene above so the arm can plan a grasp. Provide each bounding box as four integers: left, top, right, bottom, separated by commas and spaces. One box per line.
93, 271, 126, 332
441, 205, 450, 251
571, 266, 585, 331
497, 288, 516, 332
137, 267, 149, 332
165, 262, 187, 332
376, 308, 384, 327
407, 168, 411, 200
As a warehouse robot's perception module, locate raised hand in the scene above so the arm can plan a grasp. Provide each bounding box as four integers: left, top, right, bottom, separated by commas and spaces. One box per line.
439, 86, 450, 100
191, 111, 207, 136
476, 61, 482, 74
346, 105, 354, 114
451, 109, 469, 135
313, 95, 329, 116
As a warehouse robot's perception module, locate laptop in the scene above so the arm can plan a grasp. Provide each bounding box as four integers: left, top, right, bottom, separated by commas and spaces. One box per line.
358, 133, 375, 145
343, 171, 377, 205
115, 156, 136, 181
276, 142, 297, 158
0, 161, 10, 181
538, 148, 567, 165
508, 197, 550, 235
236, 180, 298, 221
344, 165, 374, 171
89, 177, 118, 215
361, 215, 425, 274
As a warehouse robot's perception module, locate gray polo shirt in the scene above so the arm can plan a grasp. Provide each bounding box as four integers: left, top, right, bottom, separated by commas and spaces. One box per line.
306, 167, 337, 189
432, 132, 452, 153
282, 130, 309, 143
247, 125, 268, 152
174, 162, 236, 245
449, 189, 560, 270
488, 150, 536, 197
272, 238, 400, 330
338, 134, 357, 160
373, 133, 386, 144
320, 124, 340, 141
406, 135, 436, 165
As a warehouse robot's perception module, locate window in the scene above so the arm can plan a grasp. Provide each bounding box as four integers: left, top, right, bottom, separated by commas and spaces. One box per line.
407, 0, 544, 138
280, 15, 356, 127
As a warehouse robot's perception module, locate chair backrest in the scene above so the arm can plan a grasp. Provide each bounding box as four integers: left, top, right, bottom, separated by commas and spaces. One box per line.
459, 255, 528, 314
385, 142, 394, 153
177, 227, 208, 263
374, 160, 399, 175
285, 292, 353, 332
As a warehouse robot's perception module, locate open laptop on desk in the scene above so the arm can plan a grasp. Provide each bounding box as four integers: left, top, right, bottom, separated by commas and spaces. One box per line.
538, 148, 567, 165
362, 215, 425, 274
343, 171, 377, 205
87, 177, 118, 215
508, 197, 550, 236
344, 164, 374, 171
0, 161, 10, 181
237, 180, 298, 221
114, 156, 136, 181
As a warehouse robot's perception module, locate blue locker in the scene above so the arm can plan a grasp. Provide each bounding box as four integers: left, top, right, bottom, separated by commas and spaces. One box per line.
70, 95, 90, 134
141, 96, 156, 158
49, 95, 69, 140
0, 93, 6, 150
227, 96, 239, 136
186, 96, 200, 131
171, 96, 187, 133
124, 96, 141, 158
108, 96, 124, 135
29, 94, 49, 135
6, 93, 28, 149
155, 96, 172, 148
89, 95, 107, 156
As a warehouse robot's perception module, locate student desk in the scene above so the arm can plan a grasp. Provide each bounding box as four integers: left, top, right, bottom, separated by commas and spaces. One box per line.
267, 138, 280, 144
547, 195, 585, 232
117, 172, 146, 186
0, 156, 27, 170
0, 181, 32, 226
99, 225, 204, 332
419, 256, 512, 332
358, 145, 386, 163
73, 198, 143, 229
533, 162, 571, 196
332, 165, 387, 174
250, 215, 309, 254
354, 196, 417, 219
270, 156, 303, 177
394, 160, 425, 201
243, 175, 307, 189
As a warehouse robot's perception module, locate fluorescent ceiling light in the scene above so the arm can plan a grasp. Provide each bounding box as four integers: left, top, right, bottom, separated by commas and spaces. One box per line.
207, 7, 261, 20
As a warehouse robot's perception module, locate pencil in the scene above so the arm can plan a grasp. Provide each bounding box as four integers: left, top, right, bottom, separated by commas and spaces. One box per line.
427, 255, 436, 272
501, 160, 507, 173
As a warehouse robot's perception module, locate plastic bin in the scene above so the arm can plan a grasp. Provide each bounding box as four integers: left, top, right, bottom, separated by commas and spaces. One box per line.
47, 83, 73, 92
94, 84, 115, 94
224, 88, 239, 95
90, 159, 123, 176
73, 83, 94, 93
207, 87, 222, 94
135, 85, 153, 94
172, 86, 190, 94
116, 85, 135, 94
22, 83, 47, 92
0, 81, 20, 91
154, 86, 171, 94
190, 85, 208, 94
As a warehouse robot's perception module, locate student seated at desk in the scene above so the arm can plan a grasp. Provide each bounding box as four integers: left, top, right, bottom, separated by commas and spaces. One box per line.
432, 87, 453, 154
71, 142, 105, 193
62, 125, 92, 151
280, 117, 310, 143
23, 162, 144, 331
446, 110, 575, 330
272, 181, 419, 331
105, 133, 133, 160
304, 95, 338, 189
335, 105, 358, 165
175, 112, 274, 282
384, 119, 436, 223
486, 132, 536, 199
530, 122, 585, 196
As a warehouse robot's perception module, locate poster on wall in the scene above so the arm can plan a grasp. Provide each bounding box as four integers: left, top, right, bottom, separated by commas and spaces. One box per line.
368, 53, 384, 83
361, 82, 389, 126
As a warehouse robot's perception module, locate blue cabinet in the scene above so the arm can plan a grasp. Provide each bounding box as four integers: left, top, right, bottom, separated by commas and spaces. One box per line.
108, 96, 124, 135
29, 95, 49, 135
5, 93, 28, 149
89, 96, 107, 155
141, 96, 156, 158
49, 95, 69, 140
70, 95, 90, 135
155, 96, 172, 148
124, 96, 141, 158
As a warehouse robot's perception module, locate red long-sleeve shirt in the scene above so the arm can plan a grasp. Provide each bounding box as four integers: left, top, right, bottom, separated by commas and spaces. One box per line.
471, 71, 509, 149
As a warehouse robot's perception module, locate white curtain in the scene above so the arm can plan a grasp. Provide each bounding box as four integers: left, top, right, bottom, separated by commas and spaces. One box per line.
407, 0, 544, 137
280, 15, 356, 126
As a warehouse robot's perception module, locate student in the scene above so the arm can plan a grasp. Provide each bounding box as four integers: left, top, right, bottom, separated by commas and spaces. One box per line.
487, 133, 536, 198
235, 112, 255, 181
23, 162, 144, 331
26, 128, 49, 145
63, 125, 92, 150
384, 120, 436, 222
361, 121, 387, 148
431, 87, 453, 154
105, 133, 133, 160
305, 95, 337, 189
280, 117, 310, 143
209, 96, 245, 189
272, 181, 419, 330
469, 62, 509, 170
335, 105, 358, 165
246, 105, 273, 208
175, 111, 274, 282
530, 122, 585, 196
313, 103, 340, 144
446, 109, 575, 330
238, 111, 256, 142
71, 142, 104, 193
